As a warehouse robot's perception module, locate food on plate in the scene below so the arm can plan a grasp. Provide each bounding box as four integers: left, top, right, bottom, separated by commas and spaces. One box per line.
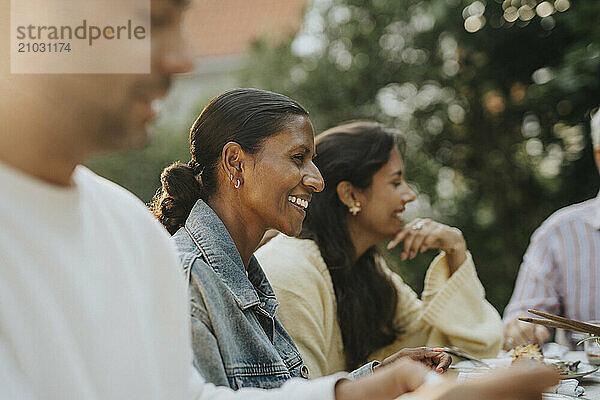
552, 360, 581, 375
510, 345, 583, 375
511, 344, 544, 364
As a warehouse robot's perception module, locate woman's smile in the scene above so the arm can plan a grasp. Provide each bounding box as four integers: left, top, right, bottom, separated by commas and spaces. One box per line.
288, 195, 310, 214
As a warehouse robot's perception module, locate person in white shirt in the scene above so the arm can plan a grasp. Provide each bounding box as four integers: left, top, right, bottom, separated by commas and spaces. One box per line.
503, 109, 600, 349
0, 0, 557, 399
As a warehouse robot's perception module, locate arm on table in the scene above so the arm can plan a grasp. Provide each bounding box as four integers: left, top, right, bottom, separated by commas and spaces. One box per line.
503, 227, 560, 349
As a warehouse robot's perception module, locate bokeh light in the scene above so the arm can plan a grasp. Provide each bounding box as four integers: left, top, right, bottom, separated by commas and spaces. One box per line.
554, 0, 570, 13
536, 1, 554, 17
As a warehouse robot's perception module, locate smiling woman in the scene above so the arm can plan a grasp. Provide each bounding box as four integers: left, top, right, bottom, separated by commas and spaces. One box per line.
255, 121, 504, 378
149, 88, 326, 389
149, 89, 455, 391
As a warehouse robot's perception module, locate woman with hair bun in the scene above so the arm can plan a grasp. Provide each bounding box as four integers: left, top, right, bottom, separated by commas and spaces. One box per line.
150, 88, 453, 393
256, 121, 503, 378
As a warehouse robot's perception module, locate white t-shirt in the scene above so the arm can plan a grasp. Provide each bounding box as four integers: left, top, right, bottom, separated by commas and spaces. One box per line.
0, 162, 340, 400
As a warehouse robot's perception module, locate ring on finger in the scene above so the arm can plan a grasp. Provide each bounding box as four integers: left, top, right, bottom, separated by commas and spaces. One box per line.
412, 220, 425, 230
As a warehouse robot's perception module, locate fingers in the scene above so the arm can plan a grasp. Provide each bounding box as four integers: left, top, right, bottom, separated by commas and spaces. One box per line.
386, 219, 428, 252
533, 325, 551, 343
418, 349, 452, 373
401, 227, 419, 260
387, 229, 408, 250
385, 347, 451, 374
504, 318, 543, 349
433, 352, 452, 373
409, 232, 427, 260
387, 218, 461, 261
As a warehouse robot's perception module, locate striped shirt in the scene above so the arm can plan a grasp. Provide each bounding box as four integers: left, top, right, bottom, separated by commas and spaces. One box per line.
503, 192, 600, 344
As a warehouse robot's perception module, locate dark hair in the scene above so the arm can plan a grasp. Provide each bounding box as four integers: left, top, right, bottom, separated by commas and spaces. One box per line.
150, 88, 309, 234
299, 121, 404, 370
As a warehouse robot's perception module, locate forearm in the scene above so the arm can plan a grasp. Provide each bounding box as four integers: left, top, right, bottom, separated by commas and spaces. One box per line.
335, 359, 428, 400
444, 242, 467, 274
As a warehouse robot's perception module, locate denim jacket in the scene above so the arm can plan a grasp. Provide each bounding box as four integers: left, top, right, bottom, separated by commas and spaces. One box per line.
172, 199, 308, 389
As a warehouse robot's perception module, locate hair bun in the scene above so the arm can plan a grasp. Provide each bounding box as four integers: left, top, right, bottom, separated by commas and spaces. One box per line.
150, 161, 203, 234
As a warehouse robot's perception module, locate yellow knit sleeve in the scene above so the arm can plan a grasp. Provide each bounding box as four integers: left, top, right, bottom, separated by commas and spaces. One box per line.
369, 252, 502, 362
420, 252, 502, 358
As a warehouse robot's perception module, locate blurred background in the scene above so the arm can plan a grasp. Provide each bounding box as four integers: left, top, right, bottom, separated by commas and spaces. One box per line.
87, 0, 600, 313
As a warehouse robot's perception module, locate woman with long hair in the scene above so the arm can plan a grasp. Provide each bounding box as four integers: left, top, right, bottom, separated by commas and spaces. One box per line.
256, 121, 503, 378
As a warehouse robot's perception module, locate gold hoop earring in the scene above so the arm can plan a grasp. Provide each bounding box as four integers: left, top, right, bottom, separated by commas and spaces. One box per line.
234, 179, 241, 189
348, 201, 361, 216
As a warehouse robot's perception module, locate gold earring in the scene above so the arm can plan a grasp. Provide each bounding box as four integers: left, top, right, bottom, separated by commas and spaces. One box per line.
349, 201, 361, 216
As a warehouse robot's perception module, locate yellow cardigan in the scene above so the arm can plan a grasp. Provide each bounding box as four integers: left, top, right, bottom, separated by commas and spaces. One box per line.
255, 234, 502, 379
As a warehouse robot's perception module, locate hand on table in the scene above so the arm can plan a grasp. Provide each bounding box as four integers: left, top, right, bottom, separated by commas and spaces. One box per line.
443, 364, 559, 400
336, 358, 559, 400
335, 358, 429, 400
387, 218, 467, 273
503, 316, 551, 350
375, 347, 452, 374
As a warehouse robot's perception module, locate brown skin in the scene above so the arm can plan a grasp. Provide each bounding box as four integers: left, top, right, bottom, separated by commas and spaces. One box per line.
441, 364, 559, 400
336, 358, 559, 400
335, 359, 430, 400
208, 115, 324, 268
339, 147, 468, 279
0, 0, 193, 186
375, 347, 452, 373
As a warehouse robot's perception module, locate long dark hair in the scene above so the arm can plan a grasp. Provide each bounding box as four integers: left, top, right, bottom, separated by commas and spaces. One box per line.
299, 121, 404, 370
150, 88, 308, 234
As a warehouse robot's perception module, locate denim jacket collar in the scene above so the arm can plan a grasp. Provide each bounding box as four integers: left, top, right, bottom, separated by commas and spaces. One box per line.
184, 199, 278, 315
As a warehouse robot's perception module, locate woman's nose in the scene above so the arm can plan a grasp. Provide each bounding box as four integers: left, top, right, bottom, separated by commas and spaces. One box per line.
404, 184, 417, 203
304, 162, 325, 193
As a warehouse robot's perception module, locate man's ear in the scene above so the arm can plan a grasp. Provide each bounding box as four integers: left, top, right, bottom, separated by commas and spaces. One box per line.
336, 181, 360, 208
221, 141, 244, 182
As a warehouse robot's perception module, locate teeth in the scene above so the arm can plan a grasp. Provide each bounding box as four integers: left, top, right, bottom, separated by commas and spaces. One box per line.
288, 196, 309, 209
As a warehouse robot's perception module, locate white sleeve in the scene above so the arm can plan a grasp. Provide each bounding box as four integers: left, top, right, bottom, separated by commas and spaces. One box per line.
0, 337, 38, 400
188, 365, 345, 400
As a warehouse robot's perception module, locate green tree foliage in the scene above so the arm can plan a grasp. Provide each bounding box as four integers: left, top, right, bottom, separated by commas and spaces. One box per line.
242, 0, 600, 311
86, 129, 191, 203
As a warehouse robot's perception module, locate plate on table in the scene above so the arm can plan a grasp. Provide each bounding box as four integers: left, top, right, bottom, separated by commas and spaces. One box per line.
545, 359, 599, 379
450, 357, 511, 371
451, 358, 599, 379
